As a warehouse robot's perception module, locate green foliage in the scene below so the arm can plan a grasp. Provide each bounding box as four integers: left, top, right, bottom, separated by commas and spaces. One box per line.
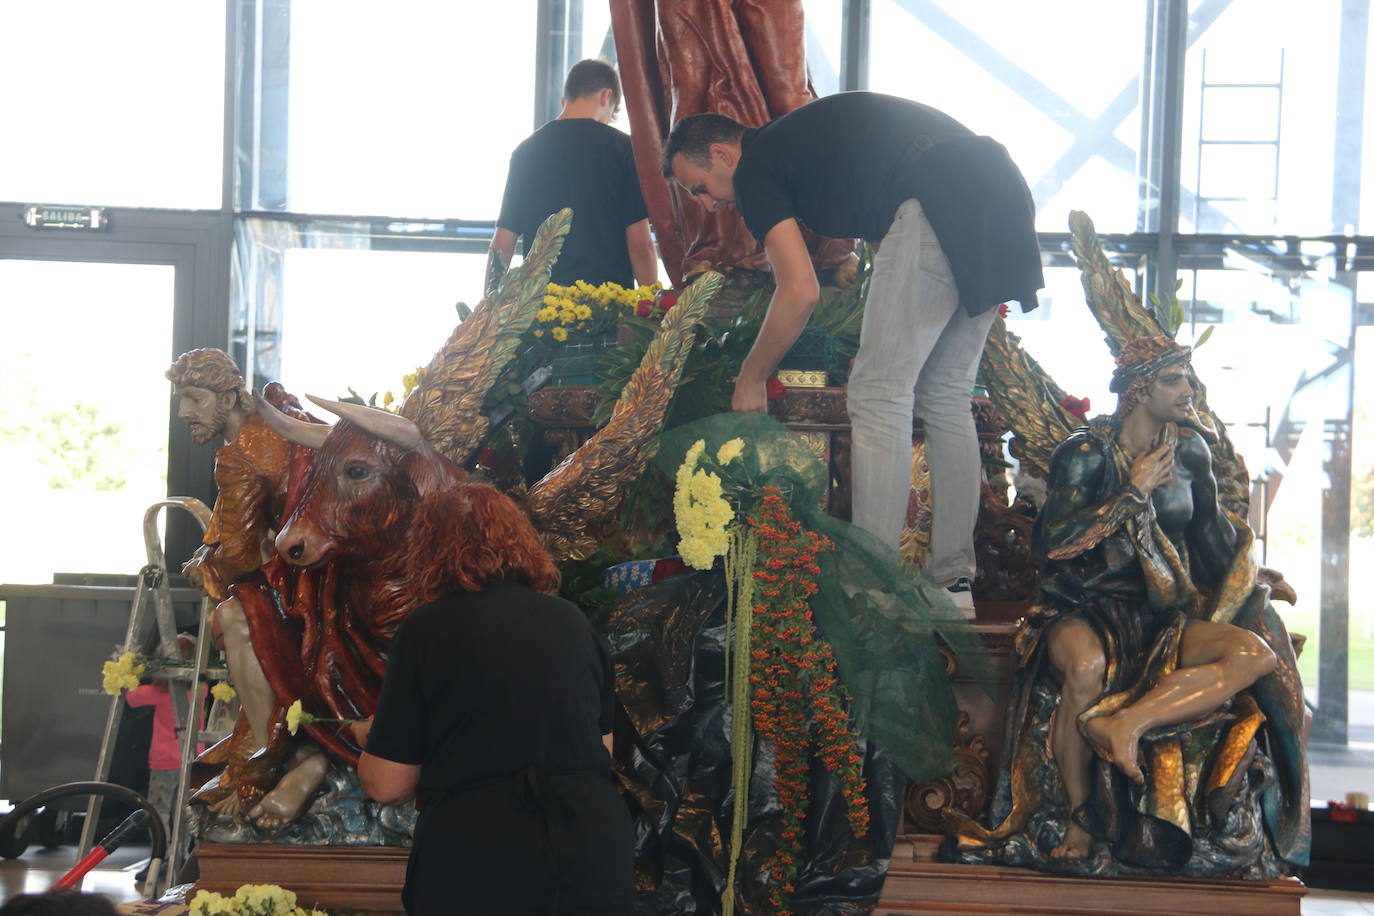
1148, 277, 1187, 336
575, 254, 874, 559
1, 400, 142, 490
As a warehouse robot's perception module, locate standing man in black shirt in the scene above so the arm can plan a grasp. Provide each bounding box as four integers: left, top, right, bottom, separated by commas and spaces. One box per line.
662, 92, 1043, 610
493, 59, 657, 288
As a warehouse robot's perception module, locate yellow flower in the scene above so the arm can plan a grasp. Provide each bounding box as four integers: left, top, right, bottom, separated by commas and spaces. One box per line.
533, 329, 544, 337
672, 440, 736, 570
550, 326, 568, 342
189, 890, 234, 916
286, 699, 304, 736
574, 304, 592, 320
211, 682, 237, 703
716, 438, 745, 465
536, 306, 557, 322
382, 391, 395, 409
235, 883, 297, 916
101, 652, 145, 695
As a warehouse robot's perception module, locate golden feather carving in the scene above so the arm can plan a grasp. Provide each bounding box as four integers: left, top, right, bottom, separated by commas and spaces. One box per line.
527, 271, 725, 563
978, 317, 1078, 482
1069, 210, 1161, 356
400, 208, 573, 465
1069, 210, 1250, 517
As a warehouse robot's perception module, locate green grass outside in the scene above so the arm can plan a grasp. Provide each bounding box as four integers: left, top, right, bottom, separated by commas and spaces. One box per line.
1278, 606, 1374, 693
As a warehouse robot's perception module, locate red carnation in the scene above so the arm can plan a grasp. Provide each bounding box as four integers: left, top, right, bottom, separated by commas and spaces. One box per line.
635, 299, 653, 318
659, 292, 678, 312
998, 302, 1010, 318
1059, 396, 1091, 422
766, 376, 787, 401
475, 446, 498, 467
652, 557, 689, 582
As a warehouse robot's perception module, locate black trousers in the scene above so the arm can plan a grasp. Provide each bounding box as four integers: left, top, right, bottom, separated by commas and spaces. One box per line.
403, 770, 635, 915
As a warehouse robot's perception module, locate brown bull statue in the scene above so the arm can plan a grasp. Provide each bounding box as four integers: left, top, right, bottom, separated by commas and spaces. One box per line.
226, 396, 534, 825
224, 265, 721, 827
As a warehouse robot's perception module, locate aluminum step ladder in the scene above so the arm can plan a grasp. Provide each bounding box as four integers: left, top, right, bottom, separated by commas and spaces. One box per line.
78, 497, 230, 896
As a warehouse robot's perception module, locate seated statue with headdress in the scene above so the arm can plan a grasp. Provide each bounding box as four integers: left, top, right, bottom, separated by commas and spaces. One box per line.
949, 334, 1309, 877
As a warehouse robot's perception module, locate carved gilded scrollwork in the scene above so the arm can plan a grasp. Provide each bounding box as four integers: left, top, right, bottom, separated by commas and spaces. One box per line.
904, 711, 992, 833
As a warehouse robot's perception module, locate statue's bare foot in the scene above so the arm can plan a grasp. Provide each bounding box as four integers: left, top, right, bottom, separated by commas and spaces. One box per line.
1084, 715, 1144, 784
249, 750, 328, 829
1049, 823, 1094, 860
208, 792, 242, 818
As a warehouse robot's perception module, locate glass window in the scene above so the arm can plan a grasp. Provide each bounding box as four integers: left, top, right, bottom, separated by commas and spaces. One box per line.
1002, 261, 1139, 423
1181, 0, 1356, 235
232, 217, 489, 402
287, 0, 537, 219
580, 0, 615, 63
804, 0, 844, 96
1178, 247, 1366, 801
0, 2, 226, 209
867, 0, 1147, 233
0, 260, 174, 584
278, 247, 484, 401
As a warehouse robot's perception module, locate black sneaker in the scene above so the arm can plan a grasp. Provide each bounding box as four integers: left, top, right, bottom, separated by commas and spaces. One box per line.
945, 577, 976, 617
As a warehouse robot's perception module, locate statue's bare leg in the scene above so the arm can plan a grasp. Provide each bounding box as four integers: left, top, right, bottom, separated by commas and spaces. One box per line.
214, 597, 273, 750
249, 744, 329, 828
1085, 619, 1277, 785
1047, 618, 1105, 859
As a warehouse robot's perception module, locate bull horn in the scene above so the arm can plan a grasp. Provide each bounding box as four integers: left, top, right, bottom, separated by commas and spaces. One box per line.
254, 394, 331, 449
306, 395, 423, 452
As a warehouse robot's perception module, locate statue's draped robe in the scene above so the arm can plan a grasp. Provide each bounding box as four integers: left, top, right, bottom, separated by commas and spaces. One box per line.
609, 0, 853, 284
951, 419, 1309, 875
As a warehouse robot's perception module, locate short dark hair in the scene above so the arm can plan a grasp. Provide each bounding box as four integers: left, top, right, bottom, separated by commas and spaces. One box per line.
661, 113, 746, 178
0, 890, 118, 916
563, 59, 620, 108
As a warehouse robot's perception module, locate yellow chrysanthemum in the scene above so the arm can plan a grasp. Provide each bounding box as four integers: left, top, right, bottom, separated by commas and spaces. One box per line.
286, 699, 303, 735
672, 440, 736, 570
189, 890, 234, 916
211, 682, 237, 703
533, 329, 544, 337
550, 326, 568, 342
235, 883, 298, 916
536, 306, 557, 322
100, 652, 145, 695
716, 438, 745, 464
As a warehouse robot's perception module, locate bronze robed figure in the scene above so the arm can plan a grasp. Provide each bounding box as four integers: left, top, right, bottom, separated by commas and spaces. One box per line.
952, 217, 1309, 878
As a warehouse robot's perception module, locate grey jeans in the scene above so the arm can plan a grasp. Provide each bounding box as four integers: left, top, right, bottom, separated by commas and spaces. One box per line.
847, 199, 997, 583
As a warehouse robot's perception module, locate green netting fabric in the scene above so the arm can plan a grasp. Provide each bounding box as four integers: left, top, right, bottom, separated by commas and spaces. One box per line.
654, 412, 991, 783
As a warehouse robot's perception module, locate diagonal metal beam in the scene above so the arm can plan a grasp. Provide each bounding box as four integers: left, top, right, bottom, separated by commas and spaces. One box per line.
891, 0, 1233, 221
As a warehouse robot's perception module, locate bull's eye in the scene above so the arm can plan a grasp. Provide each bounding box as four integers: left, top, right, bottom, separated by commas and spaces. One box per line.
345, 464, 371, 481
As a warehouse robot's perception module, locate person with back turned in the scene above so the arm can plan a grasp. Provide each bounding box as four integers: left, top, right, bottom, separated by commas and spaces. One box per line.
493, 59, 657, 288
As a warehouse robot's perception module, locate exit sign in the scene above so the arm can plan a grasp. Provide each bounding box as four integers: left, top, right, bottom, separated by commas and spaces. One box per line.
21, 205, 109, 230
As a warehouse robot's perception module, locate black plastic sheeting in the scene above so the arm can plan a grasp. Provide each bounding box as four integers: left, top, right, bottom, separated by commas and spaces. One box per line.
590, 571, 905, 915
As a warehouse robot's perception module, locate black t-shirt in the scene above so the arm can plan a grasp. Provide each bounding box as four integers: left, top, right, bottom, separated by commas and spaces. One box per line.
366, 579, 616, 796
497, 119, 649, 287
733, 91, 972, 245
734, 91, 1043, 314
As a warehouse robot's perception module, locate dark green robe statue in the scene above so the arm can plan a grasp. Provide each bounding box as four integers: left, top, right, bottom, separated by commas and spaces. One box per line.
950, 417, 1309, 877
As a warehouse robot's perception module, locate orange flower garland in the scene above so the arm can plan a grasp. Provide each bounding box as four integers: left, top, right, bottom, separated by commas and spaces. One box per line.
746, 488, 869, 911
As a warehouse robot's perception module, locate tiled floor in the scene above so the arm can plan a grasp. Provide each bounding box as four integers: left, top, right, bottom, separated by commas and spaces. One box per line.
2, 847, 1373, 913
1304, 888, 1374, 916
